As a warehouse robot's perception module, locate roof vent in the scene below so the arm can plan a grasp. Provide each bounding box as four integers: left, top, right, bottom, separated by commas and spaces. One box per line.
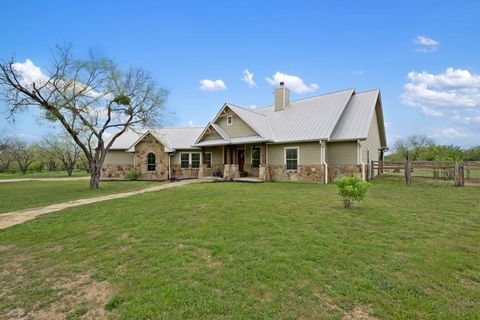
275, 82, 289, 111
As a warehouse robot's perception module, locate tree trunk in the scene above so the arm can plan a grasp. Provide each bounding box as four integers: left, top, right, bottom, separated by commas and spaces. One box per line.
67, 165, 74, 176
89, 160, 102, 189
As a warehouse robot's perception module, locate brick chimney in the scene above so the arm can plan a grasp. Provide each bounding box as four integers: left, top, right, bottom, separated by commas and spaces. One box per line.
274, 81, 289, 111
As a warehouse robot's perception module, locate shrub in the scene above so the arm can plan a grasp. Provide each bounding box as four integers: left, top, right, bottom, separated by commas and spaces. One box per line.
105, 295, 125, 311
125, 170, 139, 181
335, 175, 371, 208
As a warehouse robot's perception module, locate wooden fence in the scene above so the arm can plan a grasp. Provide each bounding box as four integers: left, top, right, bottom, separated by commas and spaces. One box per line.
370, 160, 480, 187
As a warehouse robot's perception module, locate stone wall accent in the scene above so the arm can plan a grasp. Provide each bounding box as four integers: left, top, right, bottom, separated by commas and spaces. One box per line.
258, 164, 270, 181
328, 164, 362, 182
134, 135, 169, 180
242, 163, 259, 177
101, 164, 133, 180
171, 164, 199, 179
268, 164, 325, 183
223, 164, 239, 180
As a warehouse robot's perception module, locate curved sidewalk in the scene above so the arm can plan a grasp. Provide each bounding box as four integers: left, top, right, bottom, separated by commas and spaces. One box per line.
0, 179, 207, 230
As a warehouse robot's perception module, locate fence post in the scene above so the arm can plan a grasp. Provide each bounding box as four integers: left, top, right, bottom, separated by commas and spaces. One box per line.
370, 161, 375, 180
466, 161, 471, 180
454, 161, 464, 187
405, 160, 412, 185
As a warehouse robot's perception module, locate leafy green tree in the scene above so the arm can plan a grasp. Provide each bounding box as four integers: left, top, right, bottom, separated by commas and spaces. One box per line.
335, 175, 371, 208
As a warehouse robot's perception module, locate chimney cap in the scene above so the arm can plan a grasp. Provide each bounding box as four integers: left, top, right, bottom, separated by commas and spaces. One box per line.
279, 81, 284, 86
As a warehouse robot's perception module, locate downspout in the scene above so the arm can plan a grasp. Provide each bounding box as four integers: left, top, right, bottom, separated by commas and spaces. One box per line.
319, 140, 328, 184
357, 140, 365, 180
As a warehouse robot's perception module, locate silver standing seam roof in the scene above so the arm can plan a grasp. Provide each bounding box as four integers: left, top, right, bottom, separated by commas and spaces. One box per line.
108, 88, 386, 152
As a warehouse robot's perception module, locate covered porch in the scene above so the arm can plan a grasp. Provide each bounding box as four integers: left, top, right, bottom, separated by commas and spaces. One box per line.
198, 143, 270, 181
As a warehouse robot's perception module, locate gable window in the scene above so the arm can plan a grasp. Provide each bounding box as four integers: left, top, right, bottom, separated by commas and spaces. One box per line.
204, 152, 212, 168
227, 115, 233, 126
191, 153, 200, 168
180, 153, 190, 168
147, 153, 156, 172
251, 147, 261, 168
285, 147, 299, 170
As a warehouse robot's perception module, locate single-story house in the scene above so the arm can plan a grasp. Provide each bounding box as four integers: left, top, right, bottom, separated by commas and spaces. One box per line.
103, 83, 387, 183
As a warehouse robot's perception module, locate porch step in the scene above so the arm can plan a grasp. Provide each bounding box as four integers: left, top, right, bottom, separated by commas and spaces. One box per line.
234, 177, 263, 183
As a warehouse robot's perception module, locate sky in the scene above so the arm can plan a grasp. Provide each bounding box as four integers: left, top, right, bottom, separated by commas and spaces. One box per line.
1, 0, 479, 148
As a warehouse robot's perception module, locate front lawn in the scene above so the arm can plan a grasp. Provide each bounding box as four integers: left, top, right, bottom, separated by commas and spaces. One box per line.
0, 170, 89, 179
0, 177, 479, 319
0, 180, 159, 213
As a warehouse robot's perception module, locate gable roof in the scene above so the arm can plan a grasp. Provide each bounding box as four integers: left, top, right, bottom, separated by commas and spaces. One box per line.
108, 127, 204, 152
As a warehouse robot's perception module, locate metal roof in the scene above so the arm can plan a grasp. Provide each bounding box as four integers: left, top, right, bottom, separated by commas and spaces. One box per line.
108, 127, 204, 151
330, 90, 380, 141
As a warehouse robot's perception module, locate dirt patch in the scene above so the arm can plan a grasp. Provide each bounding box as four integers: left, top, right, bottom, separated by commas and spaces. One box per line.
343, 305, 378, 320
1, 273, 114, 320
0, 243, 16, 251
460, 278, 480, 290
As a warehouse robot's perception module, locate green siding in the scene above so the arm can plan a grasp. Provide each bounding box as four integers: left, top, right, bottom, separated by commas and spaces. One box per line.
267, 142, 321, 165
216, 110, 258, 137
104, 151, 134, 165
326, 141, 357, 164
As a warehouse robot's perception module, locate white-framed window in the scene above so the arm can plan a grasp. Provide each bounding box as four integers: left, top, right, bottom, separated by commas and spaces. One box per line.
204, 152, 212, 168
179, 152, 204, 169
147, 153, 156, 172
180, 153, 190, 168
191, 153, 200, 168
251, 147, 261, 168
284, 147, 299, 170
227, 115, 233, 126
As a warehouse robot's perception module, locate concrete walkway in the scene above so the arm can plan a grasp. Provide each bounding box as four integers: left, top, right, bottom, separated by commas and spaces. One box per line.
0, 176, 90, 183
0, 179, 208, 230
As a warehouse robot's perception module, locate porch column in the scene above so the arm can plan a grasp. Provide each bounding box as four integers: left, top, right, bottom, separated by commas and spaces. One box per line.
261, 143, 266, 165
223, 145, 227, 164
199, 147, 206, 178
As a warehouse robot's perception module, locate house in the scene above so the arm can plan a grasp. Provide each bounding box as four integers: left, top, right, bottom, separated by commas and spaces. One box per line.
102, 83, 387, 183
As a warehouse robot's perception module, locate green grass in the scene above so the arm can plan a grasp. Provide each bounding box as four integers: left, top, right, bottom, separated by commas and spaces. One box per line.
0, 177, 479, 319
0, 180, 159, 213
0, 170, 89, 179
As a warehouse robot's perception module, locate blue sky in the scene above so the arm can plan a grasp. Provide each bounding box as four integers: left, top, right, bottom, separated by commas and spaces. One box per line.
1, 0, 479, 147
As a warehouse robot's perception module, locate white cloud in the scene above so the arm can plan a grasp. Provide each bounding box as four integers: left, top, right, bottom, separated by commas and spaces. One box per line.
421, 106, 444, 117
266, 71, 319, 94
453, 113, 480, 126
248, 104, 257, 109
435, 127, 468, 138
400, 68, 480, 118
242, 69, 256, 87
384, 121, 392, 128
199, 79, 227, 91
187, 120, 194, 127
414, 35, 439, 52
12, 59, 48, 87
353, 70, 364, 76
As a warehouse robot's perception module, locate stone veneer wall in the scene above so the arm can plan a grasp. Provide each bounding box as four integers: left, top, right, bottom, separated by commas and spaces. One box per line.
268, 164, 325, 183
327, 164, 362, 182
134, 136, 169, 180
171, 164, 199, 179
242, 163, 259, 178
101, 164, 133, 180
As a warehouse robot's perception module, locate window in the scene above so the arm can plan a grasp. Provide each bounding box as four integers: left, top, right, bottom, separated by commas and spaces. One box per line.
251, 147, 261, 168
204, 152, 212, 168
191, 153, 200, 168
180, 153, 189, 168
227, 115, 233, 126
147, 153, 156, 172
285, 147, 298, 170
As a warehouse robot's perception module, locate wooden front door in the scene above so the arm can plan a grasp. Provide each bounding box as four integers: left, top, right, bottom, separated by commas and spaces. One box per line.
238, 149, 245, 172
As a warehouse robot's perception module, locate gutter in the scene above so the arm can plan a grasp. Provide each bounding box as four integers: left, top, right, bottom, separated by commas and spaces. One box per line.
319, 140, 328, 184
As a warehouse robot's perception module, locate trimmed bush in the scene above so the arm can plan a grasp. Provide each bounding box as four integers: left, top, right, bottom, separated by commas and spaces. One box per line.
125, 170, 139, 181
335, 175, 370, 208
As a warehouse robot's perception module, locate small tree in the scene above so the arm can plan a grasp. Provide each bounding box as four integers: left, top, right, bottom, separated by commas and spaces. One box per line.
335, 175, 370, 208
0, 135, 14, 172
41, 132, 82, 176
10, 139, 36, 174
394, 135, 433, 161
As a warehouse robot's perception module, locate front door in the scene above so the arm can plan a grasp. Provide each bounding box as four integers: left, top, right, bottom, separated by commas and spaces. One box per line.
238, 149, 245, 172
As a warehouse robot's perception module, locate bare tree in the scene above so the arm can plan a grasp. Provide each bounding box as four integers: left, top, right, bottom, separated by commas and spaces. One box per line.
41, 132, 82, 176
0, 44, 168, 188
0, 135, 14, 172
10, 139, 36, 174
394, 135, 433, 161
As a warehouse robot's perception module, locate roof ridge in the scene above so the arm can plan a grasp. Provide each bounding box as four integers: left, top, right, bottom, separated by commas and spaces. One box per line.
226, 102, 267, 117
253, 88, 356, 110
